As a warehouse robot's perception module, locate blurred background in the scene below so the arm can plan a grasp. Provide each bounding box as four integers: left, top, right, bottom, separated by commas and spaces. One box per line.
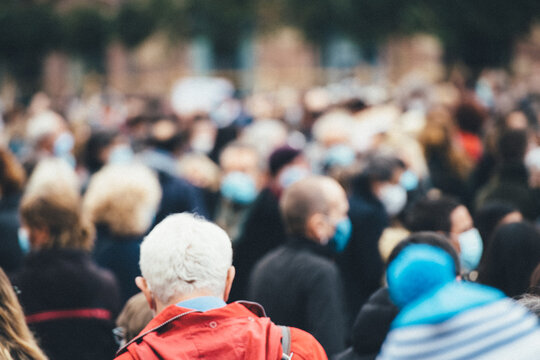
1, 0, 540, 104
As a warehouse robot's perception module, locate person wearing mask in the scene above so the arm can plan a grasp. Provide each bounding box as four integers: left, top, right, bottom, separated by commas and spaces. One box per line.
11, 159, 120, 360
231, 145, 310, 301
338, 153, 406, 323
248, 176, 348, 356
24, 110, 77, 169
115, 213, 327, 360
215, 142, 264, 242
404, 194, 484, 279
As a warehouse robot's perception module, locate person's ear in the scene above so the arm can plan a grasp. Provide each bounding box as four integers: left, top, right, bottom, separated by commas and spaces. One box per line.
306, 213, 329, 244
29, 226, 50, 249
223, 266, 236, 302
135, 276, 156, 312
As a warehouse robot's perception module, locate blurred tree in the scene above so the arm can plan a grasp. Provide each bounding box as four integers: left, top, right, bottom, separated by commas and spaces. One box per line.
0, 3, 62, 100
61, 6, 112, 71
115, 0, 157, 49
285, 0, 540, 73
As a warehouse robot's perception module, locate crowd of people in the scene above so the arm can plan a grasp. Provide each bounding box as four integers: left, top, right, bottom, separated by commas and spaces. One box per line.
1, 70, 540, 359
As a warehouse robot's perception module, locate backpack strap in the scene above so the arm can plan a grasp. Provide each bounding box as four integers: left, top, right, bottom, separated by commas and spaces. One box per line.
280, 325, 293, 359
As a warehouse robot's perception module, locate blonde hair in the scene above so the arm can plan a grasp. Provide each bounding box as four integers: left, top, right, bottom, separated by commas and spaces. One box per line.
21, 159, 93, 251
83, 164, 162, 236
0, 268, 48, 360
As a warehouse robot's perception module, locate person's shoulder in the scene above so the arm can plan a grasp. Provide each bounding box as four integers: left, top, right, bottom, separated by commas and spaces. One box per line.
289, 326, 329, 360
114, 352, 135, 360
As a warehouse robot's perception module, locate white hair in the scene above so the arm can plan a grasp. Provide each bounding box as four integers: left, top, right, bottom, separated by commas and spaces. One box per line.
83, 163, 162, 236
26, 110, 64, 143
140, 213, 233, 304
312, 110, 354, 146
239, 119, 288, 161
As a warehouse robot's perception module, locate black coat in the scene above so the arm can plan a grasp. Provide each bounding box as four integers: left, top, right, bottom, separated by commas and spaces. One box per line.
332, 288, 399, 360
0, 193, 24, 273
475, 162, 540, 220
11, 248, 121, 360
93, 225, 142, 305
247, 236, 347, 356
230, 187, 287, 301
338, 176, 388, 325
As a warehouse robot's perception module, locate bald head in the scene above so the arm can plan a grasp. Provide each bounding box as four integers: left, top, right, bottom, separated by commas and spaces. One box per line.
280, 176, 348, 238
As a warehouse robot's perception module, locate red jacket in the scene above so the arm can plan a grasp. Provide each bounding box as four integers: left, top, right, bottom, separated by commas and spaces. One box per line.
115, 301, 328, 360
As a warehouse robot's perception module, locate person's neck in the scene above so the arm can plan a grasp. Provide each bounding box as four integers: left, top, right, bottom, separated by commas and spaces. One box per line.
156, 290, 221, 314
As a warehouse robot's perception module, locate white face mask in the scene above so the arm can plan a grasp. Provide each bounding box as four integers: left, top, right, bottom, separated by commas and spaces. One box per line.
458, 228, 483, 272
379, 184, 407, 216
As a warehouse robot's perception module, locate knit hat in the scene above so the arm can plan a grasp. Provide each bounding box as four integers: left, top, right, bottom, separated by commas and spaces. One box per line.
378, 244, 540, 359
268, 145, 301, 176
386, 244, 455, 309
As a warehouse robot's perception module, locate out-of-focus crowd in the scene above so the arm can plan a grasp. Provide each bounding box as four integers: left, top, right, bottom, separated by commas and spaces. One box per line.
2, 70, 540, 359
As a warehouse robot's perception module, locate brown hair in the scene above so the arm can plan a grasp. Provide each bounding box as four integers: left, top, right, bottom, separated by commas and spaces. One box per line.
116, 292, 153, 343
0, 268, 48, 360
419, 107, 472, 180
280, 176, 333, 236
0, 147, 26, 196
20, 187, 94, 251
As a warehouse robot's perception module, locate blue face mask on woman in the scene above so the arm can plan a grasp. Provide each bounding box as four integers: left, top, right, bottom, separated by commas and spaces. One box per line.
220, 172, 258, 205
458, 228, 483, 272
328, 217, 352, 253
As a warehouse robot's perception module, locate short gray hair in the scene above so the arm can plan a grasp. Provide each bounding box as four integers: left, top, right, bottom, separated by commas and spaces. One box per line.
139, 213, 233, 304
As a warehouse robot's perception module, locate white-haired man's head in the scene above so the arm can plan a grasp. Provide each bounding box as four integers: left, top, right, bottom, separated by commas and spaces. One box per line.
136, 213, 235, 314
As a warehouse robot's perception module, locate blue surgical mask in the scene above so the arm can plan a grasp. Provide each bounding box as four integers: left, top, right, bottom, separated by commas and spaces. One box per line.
324, 144, 355, 168
220, 172, 258, 205
400, 170, 419, 191
54, 132, 76, 168
278, 166, 310, 189
18, 228, 30, 255
328, 217, 352, 253
108, 145, 134, 164
54, 132, 75, 157
458, 228, 483, 272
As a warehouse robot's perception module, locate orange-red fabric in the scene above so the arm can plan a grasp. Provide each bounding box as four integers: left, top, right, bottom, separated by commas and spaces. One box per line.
459, 131, 483, 162
115, 302, 327, 360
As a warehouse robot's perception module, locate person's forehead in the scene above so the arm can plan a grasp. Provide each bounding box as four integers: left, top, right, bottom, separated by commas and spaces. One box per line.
450, 205, 473, 232
221, 148, 258, 169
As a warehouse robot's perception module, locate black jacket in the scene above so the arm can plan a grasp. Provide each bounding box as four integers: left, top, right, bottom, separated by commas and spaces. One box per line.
247, 236, 346, 356
11, 248, 121, 360
230, 187, 287, 301
0, 193, 24, 273
93, 225, 142, 305
338, 175, 388, 324
475, 162, 540, 220
333, 287, 399, 360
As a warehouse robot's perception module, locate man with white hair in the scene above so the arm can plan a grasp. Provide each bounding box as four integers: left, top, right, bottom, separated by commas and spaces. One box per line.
115, 213, 327, 360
